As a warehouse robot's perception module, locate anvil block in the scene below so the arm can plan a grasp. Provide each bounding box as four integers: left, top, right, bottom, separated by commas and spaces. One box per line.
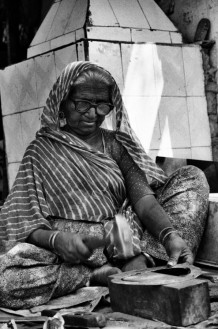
108, 271, 210, 326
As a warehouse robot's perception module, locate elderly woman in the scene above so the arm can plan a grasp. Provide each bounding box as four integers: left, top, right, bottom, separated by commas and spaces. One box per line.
0, 61, 209, 309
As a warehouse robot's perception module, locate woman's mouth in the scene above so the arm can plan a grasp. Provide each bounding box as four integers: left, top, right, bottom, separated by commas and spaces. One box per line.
83, 120, 97, 125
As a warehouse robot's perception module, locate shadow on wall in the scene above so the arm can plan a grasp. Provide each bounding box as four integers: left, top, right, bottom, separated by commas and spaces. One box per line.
101, 43, 210, 162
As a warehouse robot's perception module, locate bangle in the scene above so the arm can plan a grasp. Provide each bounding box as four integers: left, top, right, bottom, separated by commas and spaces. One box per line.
48, 231, 60, 252
158, 227, 173, 243
162, 230, 178, 246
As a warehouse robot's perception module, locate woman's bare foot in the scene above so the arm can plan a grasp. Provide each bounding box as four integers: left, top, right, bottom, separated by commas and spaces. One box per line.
89, 264, 121, 286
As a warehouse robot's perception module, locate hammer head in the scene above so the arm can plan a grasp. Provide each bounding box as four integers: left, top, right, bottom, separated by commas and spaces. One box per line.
111, 214, 135, 258
83, 214, 135, 259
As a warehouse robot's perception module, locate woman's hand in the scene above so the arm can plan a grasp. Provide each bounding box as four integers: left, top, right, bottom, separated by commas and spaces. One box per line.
54, 232, 92, 264
163, 232, 194, 267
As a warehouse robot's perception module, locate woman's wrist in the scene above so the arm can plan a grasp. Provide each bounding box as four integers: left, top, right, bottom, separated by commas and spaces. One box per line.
27, 228, 61, 253
159, 227, 180, 246
48, 231, 60, 252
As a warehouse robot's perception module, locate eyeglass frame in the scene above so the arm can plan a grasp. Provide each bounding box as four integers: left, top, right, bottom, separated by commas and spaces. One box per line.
68, 98, 114, 116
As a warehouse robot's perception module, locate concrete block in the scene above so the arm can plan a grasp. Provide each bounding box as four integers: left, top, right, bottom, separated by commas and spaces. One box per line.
27, 41, 51, 58
131, 29, 171, 43
88, 41, 123, 91
50, 31, 76, 50
89, 0, 118, 26
87, 27, 131, 42
3, 113, 24, 163
34, 53, 57, 108
123, 96, 161, 151
109, 0, 149, 28
77, 41, 86, 61
187, 97, 211, 147
153, 45, 186, 96
170, 32, 183, 44
54, 44, 77, 77
109, 269, 210, 326
20, 108, 42, 151
138, 0, 177, 31
7, 162, 21, 191
30, 1, 60, 46
47, 0, 76, 41
183, 46, 205, 96
65, 0, 88, 34
158, 97, 191, 149
157, 148, 192, 160
0, 59, 38, 115
75, 28, 85, 41
122, 44, 156, 96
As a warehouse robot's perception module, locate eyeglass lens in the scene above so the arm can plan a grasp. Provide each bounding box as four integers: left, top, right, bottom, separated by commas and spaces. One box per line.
76, 101, 112, 115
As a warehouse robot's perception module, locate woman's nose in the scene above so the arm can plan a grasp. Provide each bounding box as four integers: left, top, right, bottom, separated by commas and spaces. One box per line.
85, 106, 97, 118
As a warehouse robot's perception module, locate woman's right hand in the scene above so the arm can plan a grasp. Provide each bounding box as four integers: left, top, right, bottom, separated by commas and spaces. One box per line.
54, 232, 92, 264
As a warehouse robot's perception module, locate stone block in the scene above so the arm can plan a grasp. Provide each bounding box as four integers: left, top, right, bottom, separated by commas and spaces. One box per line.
157, 148, 192, 160
65, 0, 88, 34
122, 44, 156, 96
3, 113, 24, 163
47, 0, 76, 41
77, 41, 86, 61
88, 41, 123, 91
54, 44, 77, 77
138, 0, 177, 31
123, 96, 161, 151
75, 28, 85, 41
158, 97, 191, 149
7, 162, 21, 191
187, 97, 211, 147
34, 53, 57, 108
109, 268, 210, 326
0, 59, 38, 115
89, 0, 118, 26
87, 27, 131, 42
153, 45, 186, 96
27, 41, 51, 58
30, 1, 60, 46
109, 0, 149, 29
50, 31, 76, 51
20, 108, 42, 151
170, 32, 183, 43
131, 29, 171, 43
183, 46, 205, 96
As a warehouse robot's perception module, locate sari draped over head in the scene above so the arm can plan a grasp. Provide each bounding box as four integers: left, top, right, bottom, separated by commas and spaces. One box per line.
0, 61, 167, 254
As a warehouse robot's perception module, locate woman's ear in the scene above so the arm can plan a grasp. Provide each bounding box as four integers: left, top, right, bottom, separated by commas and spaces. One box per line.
59, 100, 67, 127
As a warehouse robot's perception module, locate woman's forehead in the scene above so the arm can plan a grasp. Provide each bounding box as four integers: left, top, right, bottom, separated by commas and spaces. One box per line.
68, 84, 110, 101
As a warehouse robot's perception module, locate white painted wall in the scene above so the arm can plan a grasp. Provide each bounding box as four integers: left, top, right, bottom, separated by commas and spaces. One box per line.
0, 0, 212, 190
0, 41, 211, 189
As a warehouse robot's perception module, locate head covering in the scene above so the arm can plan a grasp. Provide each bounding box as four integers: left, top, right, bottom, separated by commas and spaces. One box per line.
40, 61, 167, 187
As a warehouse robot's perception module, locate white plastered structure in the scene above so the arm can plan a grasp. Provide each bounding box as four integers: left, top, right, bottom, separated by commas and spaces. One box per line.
0, 0, 211, 189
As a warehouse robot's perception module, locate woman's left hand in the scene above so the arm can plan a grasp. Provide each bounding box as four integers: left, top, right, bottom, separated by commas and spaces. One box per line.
163, 232, 194, 267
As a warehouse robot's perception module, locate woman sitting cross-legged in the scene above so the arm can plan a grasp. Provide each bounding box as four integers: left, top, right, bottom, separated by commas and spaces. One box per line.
0, 61, 209, 309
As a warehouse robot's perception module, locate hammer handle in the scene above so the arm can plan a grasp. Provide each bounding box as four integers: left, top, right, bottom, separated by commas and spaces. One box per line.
82, 235, 106, 251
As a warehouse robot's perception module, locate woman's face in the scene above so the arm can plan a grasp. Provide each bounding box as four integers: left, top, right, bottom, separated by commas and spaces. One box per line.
62, 84, 111, 137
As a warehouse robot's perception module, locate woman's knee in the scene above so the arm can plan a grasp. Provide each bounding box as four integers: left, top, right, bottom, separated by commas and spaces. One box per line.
177, 165, 209, 197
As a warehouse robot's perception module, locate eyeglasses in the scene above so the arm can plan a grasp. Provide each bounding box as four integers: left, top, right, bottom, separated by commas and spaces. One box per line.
70, 99, 114, 116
